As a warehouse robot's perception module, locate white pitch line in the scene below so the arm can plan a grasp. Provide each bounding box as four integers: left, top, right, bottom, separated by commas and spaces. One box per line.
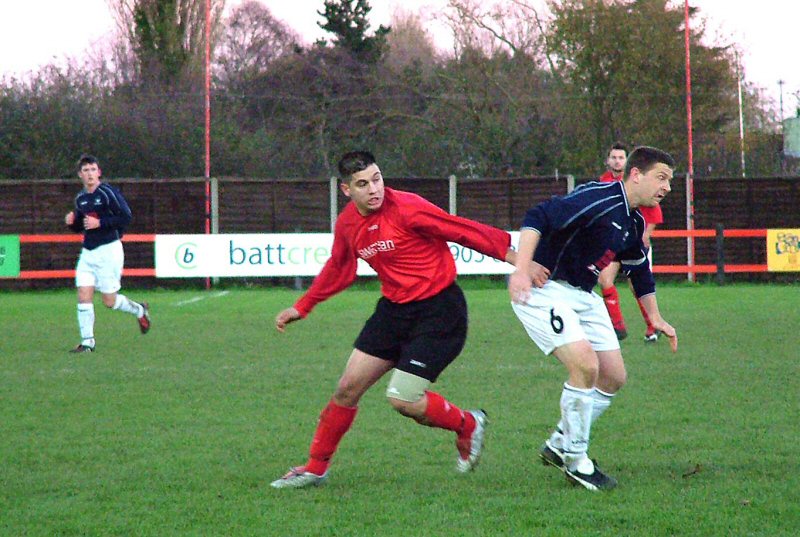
174, 290, 230, 306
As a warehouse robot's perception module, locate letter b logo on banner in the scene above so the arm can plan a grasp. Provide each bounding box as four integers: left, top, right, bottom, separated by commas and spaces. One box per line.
176, 242, 198, 269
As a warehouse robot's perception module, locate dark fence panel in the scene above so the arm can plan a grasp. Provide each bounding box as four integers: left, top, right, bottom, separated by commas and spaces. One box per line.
457, 177, 569, 230
218, 178, 331, 233
2, 175, 799, 288
388, 178, 450, 213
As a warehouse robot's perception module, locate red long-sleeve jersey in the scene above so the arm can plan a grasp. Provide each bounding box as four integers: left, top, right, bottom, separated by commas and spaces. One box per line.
294, 188, 511, 317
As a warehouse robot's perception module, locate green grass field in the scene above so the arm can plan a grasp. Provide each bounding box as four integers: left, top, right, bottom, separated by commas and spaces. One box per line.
1, 282, 798, 536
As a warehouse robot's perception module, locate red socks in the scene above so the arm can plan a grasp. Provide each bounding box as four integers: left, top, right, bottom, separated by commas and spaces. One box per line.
604, 286, 656, 335
304, 393, 473, 475
602, 286, 626, 330
305, 400, 358, 476
423, 391, 474, 435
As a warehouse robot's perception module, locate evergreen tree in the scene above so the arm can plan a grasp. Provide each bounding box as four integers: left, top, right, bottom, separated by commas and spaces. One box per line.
317, 0, 390, 63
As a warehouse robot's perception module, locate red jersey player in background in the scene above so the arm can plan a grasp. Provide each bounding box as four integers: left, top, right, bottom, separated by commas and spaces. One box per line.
271, 150, 519, 489
597, 142, 663, 342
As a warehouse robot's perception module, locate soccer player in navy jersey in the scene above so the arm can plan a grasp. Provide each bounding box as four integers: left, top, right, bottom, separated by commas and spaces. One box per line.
271, 150, 517, 489
64, 154, 150, 353
598, 142, 665, 342
508, 146, 678, 491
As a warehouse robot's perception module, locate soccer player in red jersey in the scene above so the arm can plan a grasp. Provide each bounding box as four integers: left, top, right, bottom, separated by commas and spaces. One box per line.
270, 151, 517, 488
597, 143, 663, 342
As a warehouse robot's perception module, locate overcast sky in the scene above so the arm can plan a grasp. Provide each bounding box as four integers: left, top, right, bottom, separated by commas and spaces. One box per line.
1, 1, 798, 116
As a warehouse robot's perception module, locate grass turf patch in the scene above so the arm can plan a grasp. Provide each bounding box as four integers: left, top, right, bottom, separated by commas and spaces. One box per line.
1, 283, 797, 536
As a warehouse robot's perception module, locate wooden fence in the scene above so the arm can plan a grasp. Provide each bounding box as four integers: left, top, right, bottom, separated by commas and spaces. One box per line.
2, 175, 799, 288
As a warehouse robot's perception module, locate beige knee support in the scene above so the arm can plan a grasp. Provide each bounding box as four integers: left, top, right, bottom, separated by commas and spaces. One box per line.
386, 369, 430, 403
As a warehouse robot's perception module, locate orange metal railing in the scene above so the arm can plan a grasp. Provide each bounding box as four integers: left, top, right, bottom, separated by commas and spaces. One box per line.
649, 228, 767, 274
12, 229, 768, 279
17, 234, 156, 279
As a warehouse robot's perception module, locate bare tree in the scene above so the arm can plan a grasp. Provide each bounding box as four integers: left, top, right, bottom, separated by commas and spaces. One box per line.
80, 29, 140, 89
106, 0, 225, 84
384, 8, 439, 75
439, 0, 548, 60
215, 0, 300, 89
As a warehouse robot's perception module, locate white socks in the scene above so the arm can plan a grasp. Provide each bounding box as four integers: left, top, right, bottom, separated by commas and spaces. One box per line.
550, 385, 616, 472
113, 294, 144, 317
78, 295, 143, 348
560, 383, 594, 468
591, 387, 614, 422
77, 303, 95, 347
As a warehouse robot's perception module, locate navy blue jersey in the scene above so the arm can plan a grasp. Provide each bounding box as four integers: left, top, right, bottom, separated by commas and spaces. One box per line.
521, 180, 655, 297
68, 183, 132, 250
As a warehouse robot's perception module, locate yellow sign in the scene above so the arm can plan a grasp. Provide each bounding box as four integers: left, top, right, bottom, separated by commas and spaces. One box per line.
767, 229, 800, 271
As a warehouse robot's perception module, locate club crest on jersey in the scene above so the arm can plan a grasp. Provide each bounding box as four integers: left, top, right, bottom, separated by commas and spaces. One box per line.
358, 239, 396, 259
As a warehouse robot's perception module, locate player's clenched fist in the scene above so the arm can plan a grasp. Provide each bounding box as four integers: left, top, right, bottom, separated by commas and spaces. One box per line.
275, 307, 302, 332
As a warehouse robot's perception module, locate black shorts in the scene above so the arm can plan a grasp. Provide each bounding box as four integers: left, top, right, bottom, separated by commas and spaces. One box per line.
353, 283, 468, 382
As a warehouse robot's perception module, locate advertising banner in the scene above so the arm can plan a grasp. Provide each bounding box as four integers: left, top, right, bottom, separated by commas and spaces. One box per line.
155, 233, 519, 278
0, 235, 20, 278
767, 229, 800, 271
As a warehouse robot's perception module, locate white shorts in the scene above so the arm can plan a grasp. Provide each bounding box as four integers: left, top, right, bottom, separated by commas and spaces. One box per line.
75, 240, 124, 294
511, 280, 620, 355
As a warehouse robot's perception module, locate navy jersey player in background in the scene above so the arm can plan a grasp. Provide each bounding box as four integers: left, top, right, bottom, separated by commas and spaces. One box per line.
64, 154, 150, 353
508, 146, 678, 491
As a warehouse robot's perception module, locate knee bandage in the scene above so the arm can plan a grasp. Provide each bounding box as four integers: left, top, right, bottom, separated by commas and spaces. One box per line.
385, 369, 430, 403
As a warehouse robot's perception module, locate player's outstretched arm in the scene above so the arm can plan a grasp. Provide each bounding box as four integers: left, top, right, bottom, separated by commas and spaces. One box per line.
638, 294, 678, 352
506, 247, 550, 287
651, 317, 677, 353
275, 307, 302, 333
509, 229, 542, 304
504, 248, 516, 265
528, 261, 550, 288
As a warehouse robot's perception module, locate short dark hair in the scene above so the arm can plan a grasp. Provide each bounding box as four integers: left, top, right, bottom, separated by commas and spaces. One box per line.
608, 141, 628, 156
338, 151, 376, 180
624, 146, 675, 177
77, 154, 100, 170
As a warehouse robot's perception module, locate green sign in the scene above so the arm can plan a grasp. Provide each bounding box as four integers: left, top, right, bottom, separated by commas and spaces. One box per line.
0, 235, 21, 277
